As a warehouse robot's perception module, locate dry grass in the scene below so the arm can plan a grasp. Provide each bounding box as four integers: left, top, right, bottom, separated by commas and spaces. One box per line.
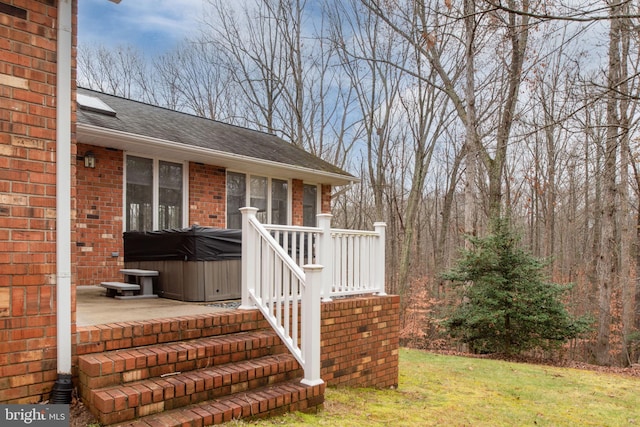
227, 348, 640, 426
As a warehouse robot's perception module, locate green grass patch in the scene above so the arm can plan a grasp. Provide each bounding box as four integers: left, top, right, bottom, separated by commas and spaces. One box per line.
226, 348, 640, 426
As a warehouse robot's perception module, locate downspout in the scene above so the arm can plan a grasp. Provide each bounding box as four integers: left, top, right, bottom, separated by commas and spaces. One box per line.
51, 0, 73, 404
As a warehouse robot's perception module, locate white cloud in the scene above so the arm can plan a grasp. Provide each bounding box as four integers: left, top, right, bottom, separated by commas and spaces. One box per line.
116, 0, 204, 38
79, 0, 206, 54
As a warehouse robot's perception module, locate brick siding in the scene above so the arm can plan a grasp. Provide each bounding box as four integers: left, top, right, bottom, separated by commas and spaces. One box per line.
321, 184, 331, 213
75, 144, 123, 286
189, 163, 226, 228
0, 0, 77, 403
292, 179, 303, 226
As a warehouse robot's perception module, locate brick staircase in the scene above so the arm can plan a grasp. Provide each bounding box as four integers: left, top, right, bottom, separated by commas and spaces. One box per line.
75, 310, 325, 426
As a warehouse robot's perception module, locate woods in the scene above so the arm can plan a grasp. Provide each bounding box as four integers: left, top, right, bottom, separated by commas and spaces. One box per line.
78, 0, 640, 366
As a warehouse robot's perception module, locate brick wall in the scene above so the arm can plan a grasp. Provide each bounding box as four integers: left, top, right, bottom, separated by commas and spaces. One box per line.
75, 144, 123, 286
0, 0, 77, 403
189, 163, 226, 228
321, 295, 399, 388
292, 182, 331, 224
321, 184, 331, 213
291, 179, 303, 226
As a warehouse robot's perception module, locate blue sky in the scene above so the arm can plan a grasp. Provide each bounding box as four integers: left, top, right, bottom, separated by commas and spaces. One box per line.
78, 0, 205, 55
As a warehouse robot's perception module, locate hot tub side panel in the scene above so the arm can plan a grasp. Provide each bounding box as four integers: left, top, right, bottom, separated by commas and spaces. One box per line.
124, 260, 240, 302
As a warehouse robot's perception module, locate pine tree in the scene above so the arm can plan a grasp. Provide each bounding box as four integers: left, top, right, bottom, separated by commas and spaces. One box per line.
442, 218, 591, 355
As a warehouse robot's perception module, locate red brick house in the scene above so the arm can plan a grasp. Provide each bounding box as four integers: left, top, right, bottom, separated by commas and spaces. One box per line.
74, 87, 355, 287
1, 1, 398, 423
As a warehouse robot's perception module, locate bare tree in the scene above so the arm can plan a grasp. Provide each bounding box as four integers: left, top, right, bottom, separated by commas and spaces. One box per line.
77, 43, 149, 100
361, 0, 531, 223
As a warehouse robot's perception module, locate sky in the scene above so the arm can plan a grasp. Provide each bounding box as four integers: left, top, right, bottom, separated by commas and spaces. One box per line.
78, 0, 206, 55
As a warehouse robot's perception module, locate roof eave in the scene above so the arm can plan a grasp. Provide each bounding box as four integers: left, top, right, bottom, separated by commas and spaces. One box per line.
77, 123, 359, 186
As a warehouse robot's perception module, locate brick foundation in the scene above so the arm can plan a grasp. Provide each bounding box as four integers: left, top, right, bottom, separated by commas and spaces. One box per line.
321, 295, 400, 388
74, 296, 400, 391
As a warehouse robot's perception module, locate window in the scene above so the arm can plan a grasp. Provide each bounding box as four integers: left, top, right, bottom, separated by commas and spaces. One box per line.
158, 161, 183, 230
303, 184, 318, 226
226, 173, 289, 227
226, 172, 246, 229
272, 179, 288, 225
126, 155, 184, 232
251, 176, 268, 223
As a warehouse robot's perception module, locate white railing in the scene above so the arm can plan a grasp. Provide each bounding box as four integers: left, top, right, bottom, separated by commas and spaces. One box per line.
330, 223, 387, 297
264, 215, 386, 300
239, 207, 386, 385
239, 207, 322, 386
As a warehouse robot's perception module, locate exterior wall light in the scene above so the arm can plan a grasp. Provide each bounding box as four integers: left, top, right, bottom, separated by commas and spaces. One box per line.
84, 151, 96, 168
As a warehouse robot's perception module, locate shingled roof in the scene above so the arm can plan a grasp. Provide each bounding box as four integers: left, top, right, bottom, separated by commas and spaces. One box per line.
76, 88, 355, 185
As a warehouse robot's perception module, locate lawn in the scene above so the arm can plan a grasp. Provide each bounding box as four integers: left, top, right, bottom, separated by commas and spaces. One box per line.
228, 348, 640, 426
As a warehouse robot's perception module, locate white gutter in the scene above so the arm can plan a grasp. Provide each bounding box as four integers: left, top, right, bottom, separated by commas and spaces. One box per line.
52, 0, 73, 403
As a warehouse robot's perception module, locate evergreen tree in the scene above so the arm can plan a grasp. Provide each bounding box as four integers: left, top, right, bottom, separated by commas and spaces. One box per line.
442, 219, 591, 355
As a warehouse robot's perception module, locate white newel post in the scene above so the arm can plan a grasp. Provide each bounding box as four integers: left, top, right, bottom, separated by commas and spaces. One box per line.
374, 222, 387, 295
301, 264, 324, 386
239, 207, 259, 310
317, 214, 333, 301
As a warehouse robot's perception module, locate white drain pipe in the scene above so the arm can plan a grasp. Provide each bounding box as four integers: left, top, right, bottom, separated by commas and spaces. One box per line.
51, 0, 73, 403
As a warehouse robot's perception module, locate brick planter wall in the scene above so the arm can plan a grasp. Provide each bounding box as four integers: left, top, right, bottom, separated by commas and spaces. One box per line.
321, 295, 400, 388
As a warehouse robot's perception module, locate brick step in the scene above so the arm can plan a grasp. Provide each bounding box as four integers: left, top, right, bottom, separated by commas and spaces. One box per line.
78, 329, 286, 393
90, 353, 303, 425
111, 379, 325, 427
76, 310, 270, 356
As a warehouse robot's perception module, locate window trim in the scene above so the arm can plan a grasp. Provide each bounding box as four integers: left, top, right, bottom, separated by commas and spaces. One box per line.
226, 171, 292, 227
123, 153, 189, 232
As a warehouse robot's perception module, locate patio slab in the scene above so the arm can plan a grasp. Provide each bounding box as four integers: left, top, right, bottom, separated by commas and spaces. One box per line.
76, 285, 232, 326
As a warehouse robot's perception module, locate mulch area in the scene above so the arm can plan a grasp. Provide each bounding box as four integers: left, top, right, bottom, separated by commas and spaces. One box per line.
70, 396, 98, 427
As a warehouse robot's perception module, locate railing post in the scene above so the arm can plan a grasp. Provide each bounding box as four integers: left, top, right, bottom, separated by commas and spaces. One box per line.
301, 264, 324, 386
374, 222, 387, 296
317, 214, 333, 302
239, 207, 259, 310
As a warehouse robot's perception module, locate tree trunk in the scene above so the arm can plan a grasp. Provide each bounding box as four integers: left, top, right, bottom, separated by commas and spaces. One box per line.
595, 1, 622, 365
463, 0, 478, 241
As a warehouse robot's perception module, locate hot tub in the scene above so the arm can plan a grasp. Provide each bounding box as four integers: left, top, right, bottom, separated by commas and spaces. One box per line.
123, 225, 241, 302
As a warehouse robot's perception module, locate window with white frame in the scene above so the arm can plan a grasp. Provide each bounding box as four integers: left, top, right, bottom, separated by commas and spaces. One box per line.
226, 172, 289, 227
271, 179, 288, 225
226, 172, 246, 229
125, 155, 185, 232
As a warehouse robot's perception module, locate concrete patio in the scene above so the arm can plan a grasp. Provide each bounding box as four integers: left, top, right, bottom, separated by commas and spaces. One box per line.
75, 285, 233, 326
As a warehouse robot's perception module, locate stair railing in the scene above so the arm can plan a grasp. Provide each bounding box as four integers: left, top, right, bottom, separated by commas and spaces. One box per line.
239, 207, 323, 386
